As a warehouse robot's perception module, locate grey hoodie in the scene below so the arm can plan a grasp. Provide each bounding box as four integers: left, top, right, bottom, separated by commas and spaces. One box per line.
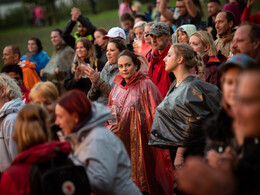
0, 98, 24, 172
67, 102, 141, 195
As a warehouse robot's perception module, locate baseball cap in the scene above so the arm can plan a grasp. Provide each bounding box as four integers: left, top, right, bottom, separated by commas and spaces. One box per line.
219, 54, 256, 73
146, 22, 171, 37
103, 27, 126, 40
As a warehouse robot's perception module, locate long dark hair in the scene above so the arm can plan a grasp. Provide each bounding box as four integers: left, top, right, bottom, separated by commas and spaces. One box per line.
29, 37, 43, 52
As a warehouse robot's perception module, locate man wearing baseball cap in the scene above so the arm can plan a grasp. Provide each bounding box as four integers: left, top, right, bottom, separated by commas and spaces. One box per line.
146, 22, 174, 98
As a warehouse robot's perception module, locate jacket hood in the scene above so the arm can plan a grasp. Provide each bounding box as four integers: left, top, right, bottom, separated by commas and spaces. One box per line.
0, 98, 24, 118
18, 60, 36, 70
66, 102, 112, 143
176, 24, 197, 43
114, 71, 150, 89
11, 141, 71, 164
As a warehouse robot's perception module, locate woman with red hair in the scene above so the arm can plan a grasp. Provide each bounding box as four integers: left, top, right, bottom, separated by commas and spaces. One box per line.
55, 89, 141, 195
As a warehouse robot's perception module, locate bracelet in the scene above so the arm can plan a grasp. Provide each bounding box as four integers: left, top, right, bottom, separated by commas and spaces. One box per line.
176, 153, 183, 157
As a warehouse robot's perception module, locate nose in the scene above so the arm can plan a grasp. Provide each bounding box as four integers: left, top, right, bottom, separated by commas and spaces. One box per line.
55, 118, 59, 125
152, 36, 157, 42
163, 56, 167, 63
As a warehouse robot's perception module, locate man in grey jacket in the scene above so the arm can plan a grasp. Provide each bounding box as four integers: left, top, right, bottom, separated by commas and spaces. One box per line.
41, 29, 74, 96
0, 73, 24, 172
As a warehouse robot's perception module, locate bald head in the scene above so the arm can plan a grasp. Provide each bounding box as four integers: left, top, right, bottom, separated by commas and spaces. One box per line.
2, 45, 21, 66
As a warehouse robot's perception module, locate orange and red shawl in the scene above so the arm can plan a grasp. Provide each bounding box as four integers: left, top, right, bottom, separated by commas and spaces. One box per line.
107, 71, 174, 195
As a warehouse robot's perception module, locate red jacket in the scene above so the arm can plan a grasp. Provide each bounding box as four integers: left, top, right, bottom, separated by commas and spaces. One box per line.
241, 7, 260, 25
148, 44, 172, 98
108, 71, 174, 194
203, 55, 220, 86
0, 141, 71, 195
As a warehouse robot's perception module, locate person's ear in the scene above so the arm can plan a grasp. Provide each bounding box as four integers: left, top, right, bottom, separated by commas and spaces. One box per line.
229, 21, 234, 29
204, 44, 209, 53
253, 39, 260, 50
14, 53, 19, 61
178, 56, 184, 64
72, 112, 79, 124
0, 87, 6, 98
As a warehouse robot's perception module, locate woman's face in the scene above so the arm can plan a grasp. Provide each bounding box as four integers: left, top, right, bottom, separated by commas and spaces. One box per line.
28, 40, 38, 53
32, 96, 56, 123
164, 46, 178, 72
177, 30, 189, 43
222, 67, 241, 107
144, 25, 152, 45
94, 31, 106, 48
118, 55, 138, 83
76, 41, 88, 60
106, 42, 121, 65
55, 104, 78, 136
189, 35, 207, 56
134, 27, 144, 41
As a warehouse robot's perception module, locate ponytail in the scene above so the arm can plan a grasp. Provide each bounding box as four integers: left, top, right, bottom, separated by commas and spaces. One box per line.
194, 51, 205, 80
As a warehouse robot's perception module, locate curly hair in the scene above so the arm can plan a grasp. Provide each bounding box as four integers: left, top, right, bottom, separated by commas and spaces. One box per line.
0, 73, 22, 101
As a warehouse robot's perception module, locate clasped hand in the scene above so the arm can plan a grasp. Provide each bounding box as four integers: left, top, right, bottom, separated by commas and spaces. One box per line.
75, 64, 100, 83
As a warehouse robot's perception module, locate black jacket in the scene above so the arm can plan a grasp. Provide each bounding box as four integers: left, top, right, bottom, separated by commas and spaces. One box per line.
62, 15, 96, 49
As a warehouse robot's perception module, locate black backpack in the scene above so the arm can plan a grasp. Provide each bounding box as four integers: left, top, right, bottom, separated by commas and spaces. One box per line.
29, 147, 91, 195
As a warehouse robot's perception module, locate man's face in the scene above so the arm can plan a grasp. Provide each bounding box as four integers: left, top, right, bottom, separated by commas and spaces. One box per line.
215, 12, 232, 37
151, 34, 170, 53
51, 31, 63, 47
235, 71, 260, 138
231, 25, 258, 58
2, 46, 16, 65
207, 2, 220, 17
77, 22, 87, 36
176, 1, 187, 17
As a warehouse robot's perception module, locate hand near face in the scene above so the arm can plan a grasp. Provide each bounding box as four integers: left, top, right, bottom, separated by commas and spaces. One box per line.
75, 64, 86, 81
71, 8, 81, 21
247, 0, 255, 8
85, 66, 100, 83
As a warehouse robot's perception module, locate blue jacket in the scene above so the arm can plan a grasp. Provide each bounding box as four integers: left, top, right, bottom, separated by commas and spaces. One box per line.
21, 51, 49, 79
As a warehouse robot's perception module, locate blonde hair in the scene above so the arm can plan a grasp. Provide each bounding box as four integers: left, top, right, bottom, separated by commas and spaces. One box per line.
72, 38, 96, 72
14, 103, 49, 153
29, 81, 58, 102
0, 73, 22, 101
190, 30, 217, 56
145, 22, 155, 28
134, 21, 147, 30
172, 43, 205, 72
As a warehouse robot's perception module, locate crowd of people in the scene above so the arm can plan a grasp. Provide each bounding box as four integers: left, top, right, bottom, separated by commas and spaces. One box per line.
0, 0, 260, 194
